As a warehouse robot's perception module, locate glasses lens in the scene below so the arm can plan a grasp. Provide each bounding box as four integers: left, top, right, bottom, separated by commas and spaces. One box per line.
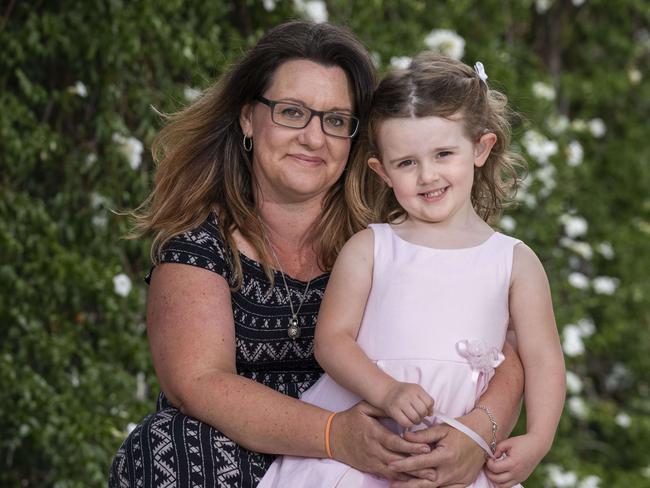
323, 113, 358, 138
272, 103, 309, 128
270, 101, 359, 138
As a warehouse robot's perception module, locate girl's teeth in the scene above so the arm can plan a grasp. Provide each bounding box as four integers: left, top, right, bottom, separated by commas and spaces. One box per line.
424, 188, 446, 197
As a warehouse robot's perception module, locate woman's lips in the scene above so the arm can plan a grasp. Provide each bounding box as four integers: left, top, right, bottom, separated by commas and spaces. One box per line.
289, 153, 324, 164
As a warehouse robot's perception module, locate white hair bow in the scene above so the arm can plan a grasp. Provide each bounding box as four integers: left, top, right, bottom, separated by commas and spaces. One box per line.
474, 61, 488, 85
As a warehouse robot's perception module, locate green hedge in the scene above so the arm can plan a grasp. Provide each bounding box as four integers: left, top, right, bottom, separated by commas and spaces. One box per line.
2, 1, 649, 486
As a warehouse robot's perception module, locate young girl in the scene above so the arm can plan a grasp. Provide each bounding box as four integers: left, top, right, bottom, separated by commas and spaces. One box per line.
258, 53, 566, 488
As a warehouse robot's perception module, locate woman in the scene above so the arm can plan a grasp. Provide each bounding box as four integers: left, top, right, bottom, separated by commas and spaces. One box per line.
109, 21, 523, 488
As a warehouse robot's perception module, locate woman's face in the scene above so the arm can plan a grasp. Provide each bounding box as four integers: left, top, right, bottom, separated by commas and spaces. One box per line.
240, 59, 354, 204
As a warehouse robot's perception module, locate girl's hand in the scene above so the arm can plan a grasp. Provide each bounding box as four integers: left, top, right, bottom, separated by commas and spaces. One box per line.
379, 381, 435, 428
331, 401, 437, 482
485, 434, 547, 487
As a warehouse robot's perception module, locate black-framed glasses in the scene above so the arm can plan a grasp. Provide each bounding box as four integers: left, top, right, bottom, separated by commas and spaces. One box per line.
256, 96, 359, 139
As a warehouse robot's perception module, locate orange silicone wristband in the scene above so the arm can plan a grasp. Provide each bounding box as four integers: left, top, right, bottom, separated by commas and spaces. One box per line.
325, 412, 336, 459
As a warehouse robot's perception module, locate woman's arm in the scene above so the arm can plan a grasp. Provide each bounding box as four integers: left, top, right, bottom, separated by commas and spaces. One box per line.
147, 262, 429, 480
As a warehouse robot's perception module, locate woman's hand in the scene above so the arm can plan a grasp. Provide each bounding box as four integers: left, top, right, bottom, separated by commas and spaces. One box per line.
330, 401, 438, 482
387, 421, 486, 487
379, 381, 435, 428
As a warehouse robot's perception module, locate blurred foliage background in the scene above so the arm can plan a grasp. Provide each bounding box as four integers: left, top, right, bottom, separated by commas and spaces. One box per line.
1, 0, 649, 486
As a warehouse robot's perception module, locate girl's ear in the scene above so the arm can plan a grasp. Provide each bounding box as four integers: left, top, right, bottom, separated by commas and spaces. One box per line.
368, 157, 393, 187
239, 103, 254, 137
474, 132, 497, 168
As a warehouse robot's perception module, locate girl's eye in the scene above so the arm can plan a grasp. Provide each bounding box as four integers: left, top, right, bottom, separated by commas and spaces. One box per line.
438, 151, 453, 158
397, 159, 415, 168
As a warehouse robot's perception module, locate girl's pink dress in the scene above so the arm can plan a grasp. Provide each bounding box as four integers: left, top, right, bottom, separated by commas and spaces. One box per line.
258, 224, 524, 488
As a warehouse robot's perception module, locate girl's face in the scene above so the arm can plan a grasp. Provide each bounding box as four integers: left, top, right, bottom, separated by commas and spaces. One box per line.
369, 115, 495, 228
239, 59, 354, 205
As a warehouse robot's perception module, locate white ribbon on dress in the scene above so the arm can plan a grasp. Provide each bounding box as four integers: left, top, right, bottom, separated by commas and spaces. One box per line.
456, 339, 505, 384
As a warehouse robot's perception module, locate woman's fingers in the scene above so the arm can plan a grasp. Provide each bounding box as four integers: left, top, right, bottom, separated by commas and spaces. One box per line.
389, 449, 445, 473
382, 430, 432, 455
405, 468, 438, 482
402, 424, 448, 445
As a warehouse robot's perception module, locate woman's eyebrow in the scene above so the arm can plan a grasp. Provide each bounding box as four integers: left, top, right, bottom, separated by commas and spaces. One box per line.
276, 97, 353, 113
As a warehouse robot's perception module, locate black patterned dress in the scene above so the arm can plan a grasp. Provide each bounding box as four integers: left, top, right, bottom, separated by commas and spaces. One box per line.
109, 212, 328, 487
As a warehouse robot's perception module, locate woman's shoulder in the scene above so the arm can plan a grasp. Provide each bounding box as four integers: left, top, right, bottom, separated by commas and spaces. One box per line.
150, 210, 232, 282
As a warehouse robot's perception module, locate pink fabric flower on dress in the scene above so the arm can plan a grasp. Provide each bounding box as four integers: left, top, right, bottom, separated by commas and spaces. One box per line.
456, 339, 505, 383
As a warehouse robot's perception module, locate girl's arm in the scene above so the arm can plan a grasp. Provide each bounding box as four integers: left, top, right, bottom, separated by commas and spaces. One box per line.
486, 243, 566, 485
147, 262, 430, 480
509, 243, 565, 450
314, 229, 433, 427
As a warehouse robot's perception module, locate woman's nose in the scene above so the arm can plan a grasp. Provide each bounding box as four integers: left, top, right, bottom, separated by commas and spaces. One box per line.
298, 115, 326, 148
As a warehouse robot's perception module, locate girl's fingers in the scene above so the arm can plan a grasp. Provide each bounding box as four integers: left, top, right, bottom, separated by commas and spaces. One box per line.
418, 392, 435, 413
412, 396, 431, 419
486, 455, 514, 474
485, 469, 514, 485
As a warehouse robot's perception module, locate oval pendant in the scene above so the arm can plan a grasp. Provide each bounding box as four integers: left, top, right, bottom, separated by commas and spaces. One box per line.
288, 319, 301, 339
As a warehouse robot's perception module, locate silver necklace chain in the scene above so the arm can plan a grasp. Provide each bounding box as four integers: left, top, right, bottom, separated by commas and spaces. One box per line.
265, 234, 312, 340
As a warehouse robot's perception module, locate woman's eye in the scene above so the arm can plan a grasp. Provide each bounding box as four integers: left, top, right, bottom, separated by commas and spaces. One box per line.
280, 106, 305, 119
324, 115, 346, 128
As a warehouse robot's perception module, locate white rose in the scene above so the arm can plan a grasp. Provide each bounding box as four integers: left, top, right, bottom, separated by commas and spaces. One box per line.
424, 29, 466, 60
113, 273, 133, 297
522, 130, 558, 164
113, 133, 144, 170
295, 0, 328, 23
535, 0, 554, 13
615, 412, 631, 428
578, 475, 601, 488
532, 81, 556, 101
588, 118, 606, 138
597, 242, 615, 259
183, 86, 202, 102
547, 114, 570, 134
563, 324, 585, 356
568, 396, 589, 419
566, 371, 583, 394
560, 237, 593, 260
592, 276, 619, 295
628, 68, 642, 85
69, 80, 88, 97
566, 140, 584, 166
559, 214, 588, 238
546, 464, 579, 487
390, 56, 412, 70
499, 216, 516, 233
577, 318, 596, 337
568, 272, 589, 290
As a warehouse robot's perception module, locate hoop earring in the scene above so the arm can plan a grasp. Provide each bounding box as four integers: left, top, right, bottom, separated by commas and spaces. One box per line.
243, 134, 253, 152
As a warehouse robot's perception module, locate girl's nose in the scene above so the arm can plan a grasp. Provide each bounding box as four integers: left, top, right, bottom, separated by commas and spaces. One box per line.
418, 162, 440, 184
